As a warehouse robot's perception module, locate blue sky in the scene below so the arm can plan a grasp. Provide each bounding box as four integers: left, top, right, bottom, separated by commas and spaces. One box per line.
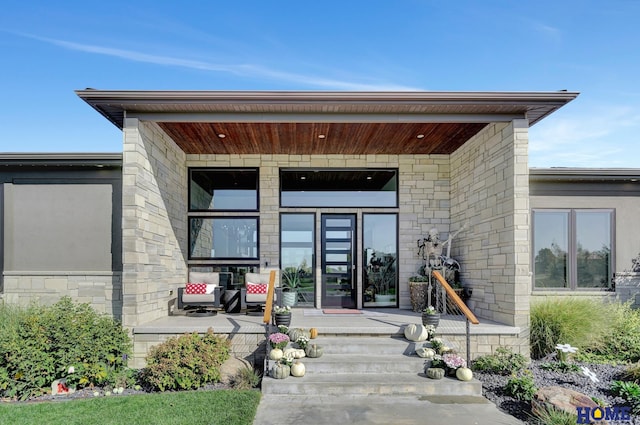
1, 1, 638, 168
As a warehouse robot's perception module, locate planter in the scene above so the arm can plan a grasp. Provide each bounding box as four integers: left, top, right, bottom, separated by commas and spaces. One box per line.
282, 291, 297, 307
274, 313, 291, 327
422, 312, 440, 328
409, 281, 429, 312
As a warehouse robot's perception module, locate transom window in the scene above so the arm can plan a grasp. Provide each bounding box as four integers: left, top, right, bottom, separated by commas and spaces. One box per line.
189, 168, 258, 211
532, 209, 614, 290
280, 169, 398, 207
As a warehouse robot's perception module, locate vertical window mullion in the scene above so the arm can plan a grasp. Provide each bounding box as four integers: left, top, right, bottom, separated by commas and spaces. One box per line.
569, 210, 577, 290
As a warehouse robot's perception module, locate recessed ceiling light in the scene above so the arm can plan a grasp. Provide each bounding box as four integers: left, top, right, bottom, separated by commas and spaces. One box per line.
417, 134, 425, 139
218, 134, 226, 138
318, 134, 326, 139
366, 176, 372, 180
300, 176, 307, 180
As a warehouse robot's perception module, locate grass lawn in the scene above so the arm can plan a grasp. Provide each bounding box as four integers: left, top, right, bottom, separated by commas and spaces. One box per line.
0, 389, 261, 425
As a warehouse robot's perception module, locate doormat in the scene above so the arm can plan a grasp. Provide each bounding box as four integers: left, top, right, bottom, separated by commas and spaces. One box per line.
322, 309, 363, 315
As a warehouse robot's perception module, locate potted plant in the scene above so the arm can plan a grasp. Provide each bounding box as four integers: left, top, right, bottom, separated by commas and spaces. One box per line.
273, 305, 292, 327
422, 305, 440, 328
281, 265, 303, 307
409, 275, 430, 312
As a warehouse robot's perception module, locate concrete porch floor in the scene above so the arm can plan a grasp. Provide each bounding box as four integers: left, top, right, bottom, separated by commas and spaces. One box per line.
134, 308, 520, 337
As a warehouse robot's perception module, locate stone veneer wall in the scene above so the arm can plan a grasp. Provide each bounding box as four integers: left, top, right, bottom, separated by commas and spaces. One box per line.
2, 272, 123, 319
450, 120, 531, 336
121, 119, 188, 327
186, 153, 451, 310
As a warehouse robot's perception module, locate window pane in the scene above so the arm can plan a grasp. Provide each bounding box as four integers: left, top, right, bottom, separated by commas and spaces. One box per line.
280, 214, 315, 307
533, 211, 568, 288
576, 211, 611, 288
363, 214, 397, 306
281, 169, 397, 207
189, 218, 258, 259
190, 169, 258, 210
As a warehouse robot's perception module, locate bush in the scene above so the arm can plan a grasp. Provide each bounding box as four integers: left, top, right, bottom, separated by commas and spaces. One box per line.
0, 297, 132, 400
505, 370, 537, 401
472, 347, 528, 375
621, 362, 640, 383
230, 366, 261, 390
580, 302, 640, 363
611, 380, 640, 414
530, 404, 577, 425
530, 298, 608, 359
142, 329, 231, 391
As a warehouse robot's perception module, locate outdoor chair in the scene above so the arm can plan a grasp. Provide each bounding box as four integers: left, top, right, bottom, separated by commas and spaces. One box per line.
240, 272, 283, 312
177, 271, 231, 313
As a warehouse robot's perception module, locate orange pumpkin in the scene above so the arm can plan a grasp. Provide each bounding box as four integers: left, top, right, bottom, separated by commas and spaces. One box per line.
309, 328, 318, 339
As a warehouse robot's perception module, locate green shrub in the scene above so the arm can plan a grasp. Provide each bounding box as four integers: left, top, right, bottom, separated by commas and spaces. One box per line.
0, 297, 132, 400
530, 404, 577, 425
505, 370, 537, 401
230, 366, 261, 390
611, 380, 640, 414
530, 298, 608, 359
471, 347, 528, 375
142, 329, 231, 391
579, 302, 640, 363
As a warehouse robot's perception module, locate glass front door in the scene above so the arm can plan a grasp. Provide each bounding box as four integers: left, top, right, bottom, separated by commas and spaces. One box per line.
321, 214, 356, 308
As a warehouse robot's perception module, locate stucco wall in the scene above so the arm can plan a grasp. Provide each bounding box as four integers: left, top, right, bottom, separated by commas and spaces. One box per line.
121, 119, 188, 327
450, 120, 530, 330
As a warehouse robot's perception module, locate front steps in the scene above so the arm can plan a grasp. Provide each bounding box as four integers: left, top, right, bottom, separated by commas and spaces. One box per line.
262, 335, 482, 397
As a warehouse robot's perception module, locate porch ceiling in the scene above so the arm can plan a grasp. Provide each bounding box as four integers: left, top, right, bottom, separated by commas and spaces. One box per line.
76, 90, 579, 155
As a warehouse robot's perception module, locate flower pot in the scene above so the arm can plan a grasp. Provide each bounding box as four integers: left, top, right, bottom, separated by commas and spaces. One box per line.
422, 312, 440, 328
282, 291, 297, 307
274, 313, 291, 327
409, 281, 429, 312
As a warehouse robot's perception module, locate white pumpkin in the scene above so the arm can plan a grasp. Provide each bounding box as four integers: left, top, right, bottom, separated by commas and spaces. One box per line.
291, 361, 306, 377
269, 348, 284, 360
283, 348, 297, 358
456, 367, 473, 381
404, 323, 429, 342
415, 346, 436, 359
293, 349, 306, 359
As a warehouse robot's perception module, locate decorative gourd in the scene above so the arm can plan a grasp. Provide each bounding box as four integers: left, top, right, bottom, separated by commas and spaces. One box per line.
288, 328, 311, 342
291, 361, 306, 377
305, 344, 323, 358
404, 323, 429, 342
269, 348, 284, 360
415, 347, 436, 359
309, 328, 318, 339
283, 348, 306, 359
456, 367, 473, 381
271, 363, 290, 379
426, 368, 445, 380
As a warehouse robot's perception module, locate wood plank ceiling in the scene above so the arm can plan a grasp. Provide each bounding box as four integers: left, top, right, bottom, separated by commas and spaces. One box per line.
158, 122, 489, 155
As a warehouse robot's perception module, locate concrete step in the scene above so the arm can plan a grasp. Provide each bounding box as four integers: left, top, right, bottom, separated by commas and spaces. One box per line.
262, 371, 482, 396
268, 354, 427, 374
263, 334, 478, 397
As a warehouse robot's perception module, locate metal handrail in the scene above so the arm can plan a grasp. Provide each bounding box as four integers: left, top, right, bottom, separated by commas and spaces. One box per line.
431, 270, 478, 365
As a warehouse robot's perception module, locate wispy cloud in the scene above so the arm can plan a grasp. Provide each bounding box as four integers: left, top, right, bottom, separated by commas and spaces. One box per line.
21, 32, 418, 91
529, 105, 640, 167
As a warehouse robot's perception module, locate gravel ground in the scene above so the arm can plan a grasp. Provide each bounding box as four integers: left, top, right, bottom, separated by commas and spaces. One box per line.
474, 360, 639, 424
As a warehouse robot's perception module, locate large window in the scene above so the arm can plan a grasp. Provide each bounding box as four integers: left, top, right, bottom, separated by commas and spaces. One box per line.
190, 168, 258, 211
533, 209, 613, 290
189, 217, 258, 260
280, 169, 397, 207
280, 214, 315, 307
363, 214, 398, 306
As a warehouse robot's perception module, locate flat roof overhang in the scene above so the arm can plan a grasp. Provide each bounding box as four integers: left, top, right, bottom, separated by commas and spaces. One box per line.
76, 90, 579, 155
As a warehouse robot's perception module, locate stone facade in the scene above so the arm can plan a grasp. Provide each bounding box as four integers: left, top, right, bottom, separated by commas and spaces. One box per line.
2, 272, 122, 318
121, 120, 188, 327
450, 120, 531, 332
